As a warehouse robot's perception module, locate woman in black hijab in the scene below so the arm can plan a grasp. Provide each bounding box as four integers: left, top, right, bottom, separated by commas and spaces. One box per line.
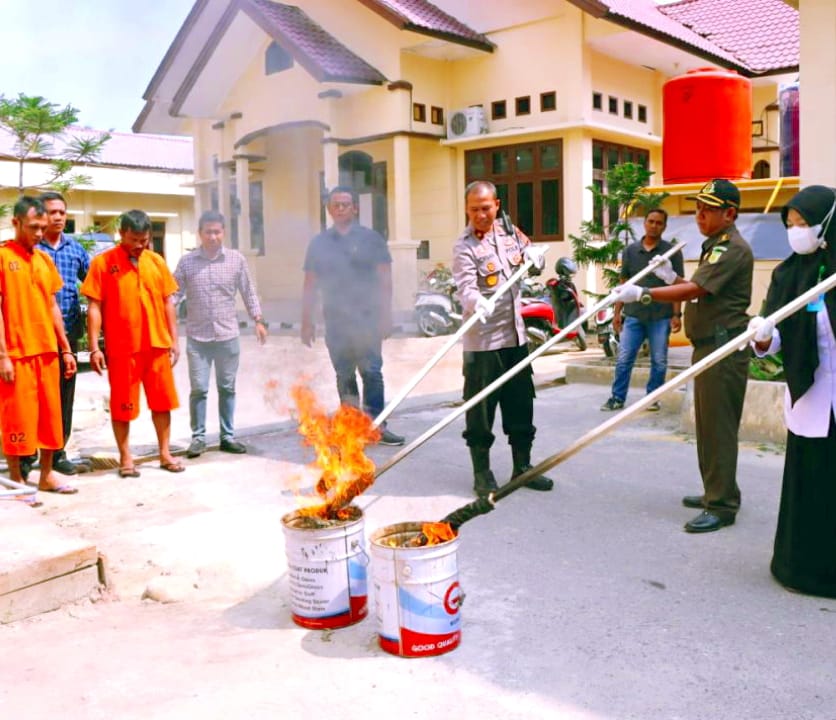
750, 184, 836, 597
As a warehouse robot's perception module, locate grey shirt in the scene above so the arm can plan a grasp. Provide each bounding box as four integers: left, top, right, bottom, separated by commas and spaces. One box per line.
173, 246, 262, 342
452, 221, 527, 352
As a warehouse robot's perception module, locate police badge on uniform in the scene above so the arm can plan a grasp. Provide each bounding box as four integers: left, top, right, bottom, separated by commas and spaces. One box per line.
708, 246, 727, 264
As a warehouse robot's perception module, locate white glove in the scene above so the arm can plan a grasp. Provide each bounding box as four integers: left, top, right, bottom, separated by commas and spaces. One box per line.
475, 295, 496, 323
748, 316, 775, 343
612, 283, 643, 304
524, 245, 547, 272
650, 256, 677, 285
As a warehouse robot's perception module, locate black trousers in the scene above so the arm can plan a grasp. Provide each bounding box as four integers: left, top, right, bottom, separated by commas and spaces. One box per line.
692, 343, 749, 516
57, 338, 79, 453
462, 345, 536, 450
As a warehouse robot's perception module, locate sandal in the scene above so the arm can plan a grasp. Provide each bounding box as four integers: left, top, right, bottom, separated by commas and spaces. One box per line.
118, 466, 141, 478
159, 461, 185, 473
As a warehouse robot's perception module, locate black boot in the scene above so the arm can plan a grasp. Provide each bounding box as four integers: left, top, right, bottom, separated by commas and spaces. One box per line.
470, 446, 498, 498
511, 446, 553, 492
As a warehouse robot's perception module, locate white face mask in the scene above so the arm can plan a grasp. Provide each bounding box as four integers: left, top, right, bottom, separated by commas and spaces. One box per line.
787, 194, 836, 255
787, 225, 824, 255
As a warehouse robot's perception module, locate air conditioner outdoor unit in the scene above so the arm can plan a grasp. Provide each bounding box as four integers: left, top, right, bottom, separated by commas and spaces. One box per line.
447, 105, 488, 138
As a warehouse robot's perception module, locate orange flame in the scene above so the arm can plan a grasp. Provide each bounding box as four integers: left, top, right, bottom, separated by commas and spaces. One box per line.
290, 383, 380, 519
420, 522, 456, 545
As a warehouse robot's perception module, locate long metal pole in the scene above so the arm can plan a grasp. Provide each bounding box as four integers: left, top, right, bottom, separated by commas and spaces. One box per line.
425, 270, 836, 533
374, 241, 687, 477
0, 477, 37, 500
373, 254, 540, 429
500, 269, 836, 494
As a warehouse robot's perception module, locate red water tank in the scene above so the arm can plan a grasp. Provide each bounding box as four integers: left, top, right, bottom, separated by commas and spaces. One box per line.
662, 68, 752, 184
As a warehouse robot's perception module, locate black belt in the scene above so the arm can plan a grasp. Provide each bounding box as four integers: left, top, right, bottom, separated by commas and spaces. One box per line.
691, 327, 747, 349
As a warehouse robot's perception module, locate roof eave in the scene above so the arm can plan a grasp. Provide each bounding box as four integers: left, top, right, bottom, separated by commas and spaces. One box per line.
402, 24, 495, 53
355, 0, 493, 53
599, 14, 757, 77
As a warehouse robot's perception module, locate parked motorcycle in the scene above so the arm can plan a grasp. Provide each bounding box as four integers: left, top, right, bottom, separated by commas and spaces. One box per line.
594, 303, 619, 358
521, 256, 587, 352
414, 270, 463, 337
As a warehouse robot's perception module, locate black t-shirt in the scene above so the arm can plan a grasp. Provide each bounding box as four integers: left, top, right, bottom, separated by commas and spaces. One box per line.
620, 237, 685, 321
303, 223, 391, 329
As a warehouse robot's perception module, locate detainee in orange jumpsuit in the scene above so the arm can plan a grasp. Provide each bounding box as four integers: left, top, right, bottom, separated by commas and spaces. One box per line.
80, 209, 183, 476
0, 196, 78, 500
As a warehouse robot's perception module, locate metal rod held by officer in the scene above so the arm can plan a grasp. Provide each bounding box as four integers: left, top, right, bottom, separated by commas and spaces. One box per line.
373, 250, 541, 429
374, 230, 686, 482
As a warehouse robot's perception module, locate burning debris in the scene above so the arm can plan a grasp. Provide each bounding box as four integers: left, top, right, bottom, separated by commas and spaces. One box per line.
289, 384, 380, 521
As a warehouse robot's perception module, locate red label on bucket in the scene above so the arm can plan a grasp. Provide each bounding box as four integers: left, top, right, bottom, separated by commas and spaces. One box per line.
371, 522, 462, 658
380, 628, 461, 658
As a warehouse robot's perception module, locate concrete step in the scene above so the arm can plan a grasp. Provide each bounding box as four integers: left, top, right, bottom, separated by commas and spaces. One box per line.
0, 502, 103, 623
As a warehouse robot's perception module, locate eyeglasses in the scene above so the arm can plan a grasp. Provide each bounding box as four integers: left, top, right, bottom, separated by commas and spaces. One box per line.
330, 201, 354, 210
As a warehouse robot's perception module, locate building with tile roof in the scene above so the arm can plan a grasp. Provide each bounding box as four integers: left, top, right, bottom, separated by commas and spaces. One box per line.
0, 128, 196, 265
134, 0, 825, 322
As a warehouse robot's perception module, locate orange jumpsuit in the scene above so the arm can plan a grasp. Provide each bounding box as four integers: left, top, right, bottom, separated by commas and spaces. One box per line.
0, 241, 64, 455
80, 245, 179, 421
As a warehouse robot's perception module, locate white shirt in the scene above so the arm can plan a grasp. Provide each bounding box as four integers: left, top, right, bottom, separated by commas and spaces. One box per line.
756, 307, 836, 437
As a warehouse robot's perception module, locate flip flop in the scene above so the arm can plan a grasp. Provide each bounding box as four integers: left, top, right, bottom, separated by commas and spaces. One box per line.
159, 461, 185, 473
38, 484, 79, 495
118, 466, 141, 478
5, 495, 44, 508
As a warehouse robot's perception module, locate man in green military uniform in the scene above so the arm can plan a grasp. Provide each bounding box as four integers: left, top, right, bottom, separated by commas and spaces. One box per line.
613, 179, 753, 533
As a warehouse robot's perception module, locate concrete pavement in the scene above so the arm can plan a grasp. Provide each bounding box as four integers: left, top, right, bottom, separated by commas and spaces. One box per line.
2, 332, 833, 719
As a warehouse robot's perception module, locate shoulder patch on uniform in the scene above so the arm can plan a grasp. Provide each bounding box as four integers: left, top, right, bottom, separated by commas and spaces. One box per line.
707, 246, 727, 264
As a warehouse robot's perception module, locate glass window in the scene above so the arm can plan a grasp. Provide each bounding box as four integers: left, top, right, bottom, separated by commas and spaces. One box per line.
593, 92, 603, 111
492, 100, 507, 120
638, 105, 647, 123
623, 101, 633, 119
516, 183, 533, 236
516, 147, 534, 173
540, 144, 560, 169
608, 96, 618, 114
541, 92, 556, 112
593, 143, 604, 170
465, 140, 563, 240
492, 149, 509, 175
467, 152, 486, 178
515, 96, 531, 116
541, 179, 559, 235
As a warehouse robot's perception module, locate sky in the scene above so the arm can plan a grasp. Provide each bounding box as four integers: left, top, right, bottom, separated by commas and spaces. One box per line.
0, 0, 194, 133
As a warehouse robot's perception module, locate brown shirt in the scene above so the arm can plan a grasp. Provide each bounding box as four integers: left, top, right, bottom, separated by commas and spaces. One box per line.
685, 223, 753, 342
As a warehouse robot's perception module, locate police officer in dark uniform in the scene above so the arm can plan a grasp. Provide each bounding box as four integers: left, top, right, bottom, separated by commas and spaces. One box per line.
452, 180, 552, 497
614, 179, 753, 533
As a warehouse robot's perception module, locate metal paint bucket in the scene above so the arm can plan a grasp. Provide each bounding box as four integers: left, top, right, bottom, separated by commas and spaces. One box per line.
281, 509, 368, 629
370, 522, 462, 658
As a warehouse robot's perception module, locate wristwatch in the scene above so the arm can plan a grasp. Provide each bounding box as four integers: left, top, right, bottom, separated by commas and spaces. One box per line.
640, 288, 653, 306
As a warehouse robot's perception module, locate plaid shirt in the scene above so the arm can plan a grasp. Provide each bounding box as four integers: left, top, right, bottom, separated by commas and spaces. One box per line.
173, 246, 262, 342
37, 233, 90, 336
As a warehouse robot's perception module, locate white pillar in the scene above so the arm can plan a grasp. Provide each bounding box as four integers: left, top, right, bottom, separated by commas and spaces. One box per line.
389, 135, 419, 319
217, 163, 232, 222
235, 156, 251, 251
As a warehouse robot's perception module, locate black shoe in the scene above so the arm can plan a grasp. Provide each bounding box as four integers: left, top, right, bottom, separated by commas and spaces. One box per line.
684, 510, 735, 534
600, 397, 624, 411
378, 428, 405, 446
219, 439, 247, 454
73, 459, 93, 474
53, 457, 79, 475
512, 464, 553, 491
682, 495, 705, 509
473, 470, 499, 498
186, 439, 206, 458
